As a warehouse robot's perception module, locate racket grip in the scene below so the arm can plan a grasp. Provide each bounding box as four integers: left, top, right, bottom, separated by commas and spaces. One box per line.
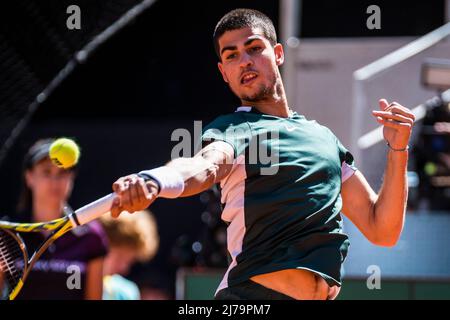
73, 193, 115, 226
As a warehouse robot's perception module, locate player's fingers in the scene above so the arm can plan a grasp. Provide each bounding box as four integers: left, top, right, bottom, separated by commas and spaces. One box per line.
129, 177, 142, 210
140, 180, 158, 209
110, 197, 123, 218
386, 104, 416, 121
373, 102, 416, 121
139, 178, 150, 197
111, 207, 119, 218
379, 99, 389, 111
121, 179, 132, 210
143, 179, 161, 202
112, 174, 135, 194
112, 177, 126, 194
376, 117, 412, 129
372, 111, 414, 125
135, 177, 148, 202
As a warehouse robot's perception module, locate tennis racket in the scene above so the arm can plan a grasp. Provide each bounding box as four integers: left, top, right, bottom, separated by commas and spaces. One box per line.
0, 193, 116, 300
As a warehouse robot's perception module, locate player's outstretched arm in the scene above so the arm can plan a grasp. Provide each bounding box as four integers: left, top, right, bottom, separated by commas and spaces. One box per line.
341, 99, 414, 247
110, 141, 234, 217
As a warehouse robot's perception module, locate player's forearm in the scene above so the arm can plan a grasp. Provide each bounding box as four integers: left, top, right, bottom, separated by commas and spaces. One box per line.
137, 141, 233, 201
372, 150, 408, 246
164, 156, 223, 197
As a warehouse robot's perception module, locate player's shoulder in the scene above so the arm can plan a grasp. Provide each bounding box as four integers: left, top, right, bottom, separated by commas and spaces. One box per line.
302, 117, 352, 158
298, 114, 336, 136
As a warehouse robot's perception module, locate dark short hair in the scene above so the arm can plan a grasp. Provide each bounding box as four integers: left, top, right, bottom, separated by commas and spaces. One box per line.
23, 138, 55, 169
213, 8, 277, 59
17, 138, 78, 217
23, 138, 79, 171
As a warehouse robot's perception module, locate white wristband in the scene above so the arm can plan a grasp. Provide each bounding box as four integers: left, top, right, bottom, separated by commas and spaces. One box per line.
138, 167, 185, 198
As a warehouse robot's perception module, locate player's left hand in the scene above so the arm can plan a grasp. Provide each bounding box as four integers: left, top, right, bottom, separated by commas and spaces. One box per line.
372, 99, 415, 150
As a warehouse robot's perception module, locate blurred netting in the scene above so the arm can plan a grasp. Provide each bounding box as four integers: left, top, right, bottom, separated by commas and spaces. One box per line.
0, 0, 156, 167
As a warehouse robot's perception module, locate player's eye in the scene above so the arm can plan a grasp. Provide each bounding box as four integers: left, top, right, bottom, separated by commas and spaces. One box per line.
225, 52, 237, 60
249, 46, 262, 53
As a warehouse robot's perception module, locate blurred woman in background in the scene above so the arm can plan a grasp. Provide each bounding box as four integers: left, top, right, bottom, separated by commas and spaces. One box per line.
100, 209, 159, 300
15, 138, 108, 300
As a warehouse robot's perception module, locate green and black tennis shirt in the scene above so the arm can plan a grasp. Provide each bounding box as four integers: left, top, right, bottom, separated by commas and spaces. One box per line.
201, 106, 357, 295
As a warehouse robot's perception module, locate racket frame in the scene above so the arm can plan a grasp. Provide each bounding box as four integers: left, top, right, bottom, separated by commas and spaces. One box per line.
0, 217, 73, 300
0, 192, 115, 300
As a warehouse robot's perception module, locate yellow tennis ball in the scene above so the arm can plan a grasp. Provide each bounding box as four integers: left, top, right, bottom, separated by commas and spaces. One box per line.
49, 138, 80, 169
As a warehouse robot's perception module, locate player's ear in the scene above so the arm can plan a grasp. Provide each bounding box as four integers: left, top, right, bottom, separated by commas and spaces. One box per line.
274, 43, 284, 66
218, 62, 229, 83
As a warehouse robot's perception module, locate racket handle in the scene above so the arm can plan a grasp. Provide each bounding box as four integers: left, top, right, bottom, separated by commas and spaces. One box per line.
72, 193, 115, 226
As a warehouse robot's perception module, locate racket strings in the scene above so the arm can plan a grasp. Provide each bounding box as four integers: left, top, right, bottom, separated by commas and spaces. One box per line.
0, 230, 25, 298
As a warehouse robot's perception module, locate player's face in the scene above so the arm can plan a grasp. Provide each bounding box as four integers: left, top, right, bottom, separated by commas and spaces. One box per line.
217, 27, 284, 103
25, 158, 74, 206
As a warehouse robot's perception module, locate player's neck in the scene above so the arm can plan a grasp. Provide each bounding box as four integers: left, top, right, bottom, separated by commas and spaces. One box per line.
250, 99, 291, 118
32, 200, 64, 222
241, 79, 292, 118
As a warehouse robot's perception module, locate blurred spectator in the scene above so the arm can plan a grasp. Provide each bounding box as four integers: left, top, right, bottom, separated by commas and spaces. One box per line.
413, 94, 450, 211
100, 209, 159, 300
15, 138, 108, 300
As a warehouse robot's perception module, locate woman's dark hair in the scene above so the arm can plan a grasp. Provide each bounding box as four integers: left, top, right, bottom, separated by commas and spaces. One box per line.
16, 138, 77, 221
213, 8, 277, 59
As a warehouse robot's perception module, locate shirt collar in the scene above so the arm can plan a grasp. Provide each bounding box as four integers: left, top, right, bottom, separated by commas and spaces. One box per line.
235, 106, 252, 113
235, 106, 298, 119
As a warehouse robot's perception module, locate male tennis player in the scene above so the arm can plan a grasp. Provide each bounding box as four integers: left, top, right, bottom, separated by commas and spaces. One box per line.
110, 9, 415, 300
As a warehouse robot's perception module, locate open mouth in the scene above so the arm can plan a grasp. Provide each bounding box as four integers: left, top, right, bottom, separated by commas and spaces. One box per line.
240, 72, 258, 85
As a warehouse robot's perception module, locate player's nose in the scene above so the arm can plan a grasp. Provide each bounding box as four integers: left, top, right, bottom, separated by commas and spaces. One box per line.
239, 52, 253, 68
